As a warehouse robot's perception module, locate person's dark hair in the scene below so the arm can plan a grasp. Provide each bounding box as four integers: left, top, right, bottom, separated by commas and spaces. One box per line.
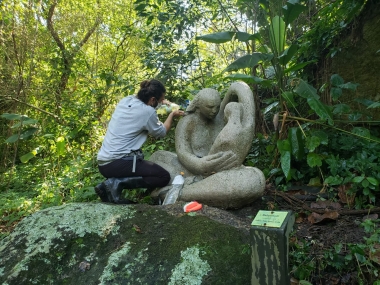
137, 79, 166, 104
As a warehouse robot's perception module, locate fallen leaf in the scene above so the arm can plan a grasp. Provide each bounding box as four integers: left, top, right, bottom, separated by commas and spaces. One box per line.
290, 277, 299, 285
310, 201, 342, 210
362, 214, 378, 221
338, 184, 355, 207
133, 224, 142, 233
369, 244, 380, 265
295, 212, 307, 223
329, 276, 340, 284
308, 211, 339, 224
79, 261, 91, 272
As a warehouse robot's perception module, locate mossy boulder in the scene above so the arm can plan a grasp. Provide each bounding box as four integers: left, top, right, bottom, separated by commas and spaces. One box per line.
0, 202, 252, 284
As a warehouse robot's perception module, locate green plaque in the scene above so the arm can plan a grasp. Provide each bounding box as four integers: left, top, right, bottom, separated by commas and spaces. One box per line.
251, 210, 288, 228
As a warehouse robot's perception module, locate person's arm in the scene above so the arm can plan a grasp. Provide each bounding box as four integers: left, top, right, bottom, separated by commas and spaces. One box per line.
163, 110, 184, 132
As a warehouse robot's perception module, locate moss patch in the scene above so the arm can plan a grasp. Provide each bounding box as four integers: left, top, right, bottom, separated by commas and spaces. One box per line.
0, 203, 251, 285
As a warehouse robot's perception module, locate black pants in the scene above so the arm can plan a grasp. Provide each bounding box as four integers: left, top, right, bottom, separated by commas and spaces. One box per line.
98, 157, 170, 188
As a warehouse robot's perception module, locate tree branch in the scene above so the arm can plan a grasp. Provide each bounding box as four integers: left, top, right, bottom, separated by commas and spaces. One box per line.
5, 96, 61, 122
46, 1, 65, 52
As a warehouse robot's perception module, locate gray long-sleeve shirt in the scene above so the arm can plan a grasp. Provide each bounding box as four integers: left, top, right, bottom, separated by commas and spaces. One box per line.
97, 95, 166, 163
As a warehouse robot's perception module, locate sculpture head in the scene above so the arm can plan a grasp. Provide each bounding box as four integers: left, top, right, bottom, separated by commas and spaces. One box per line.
186, 88, 221, 120
224, 102, 243, 122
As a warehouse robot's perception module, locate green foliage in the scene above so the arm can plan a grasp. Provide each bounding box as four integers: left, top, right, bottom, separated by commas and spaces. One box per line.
290, 218, 380, 284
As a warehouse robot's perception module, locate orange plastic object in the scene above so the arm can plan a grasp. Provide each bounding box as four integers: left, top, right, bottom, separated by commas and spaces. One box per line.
183, 201, 202, 212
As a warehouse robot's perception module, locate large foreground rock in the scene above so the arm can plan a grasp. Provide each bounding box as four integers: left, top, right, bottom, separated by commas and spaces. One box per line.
0, 202, 252, 284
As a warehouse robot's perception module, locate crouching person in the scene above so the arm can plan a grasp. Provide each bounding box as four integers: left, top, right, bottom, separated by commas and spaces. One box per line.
95, 79, 184, 204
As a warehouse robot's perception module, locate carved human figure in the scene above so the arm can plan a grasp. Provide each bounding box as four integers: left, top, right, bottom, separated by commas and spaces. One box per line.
150, 81, 265, 209
208, 102, 252, 170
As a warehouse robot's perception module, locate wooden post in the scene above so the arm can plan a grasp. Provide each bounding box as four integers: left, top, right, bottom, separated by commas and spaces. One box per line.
250, 210, 295, 285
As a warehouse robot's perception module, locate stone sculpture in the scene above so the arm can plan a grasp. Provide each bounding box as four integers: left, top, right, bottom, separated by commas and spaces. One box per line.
150, 81, 265, 209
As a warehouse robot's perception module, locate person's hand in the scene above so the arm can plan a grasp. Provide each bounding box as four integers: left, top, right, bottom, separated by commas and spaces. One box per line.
162, 99, 171, 106
171, 110, 185, 117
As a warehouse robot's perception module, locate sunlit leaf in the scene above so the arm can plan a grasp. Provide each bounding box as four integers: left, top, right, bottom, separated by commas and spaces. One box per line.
269, 16, 285, 55
56, 136, 66, 156
20, 147, 42, 163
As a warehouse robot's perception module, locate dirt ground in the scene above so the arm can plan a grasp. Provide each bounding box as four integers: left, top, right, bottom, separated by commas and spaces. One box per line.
162, 184, 379, 285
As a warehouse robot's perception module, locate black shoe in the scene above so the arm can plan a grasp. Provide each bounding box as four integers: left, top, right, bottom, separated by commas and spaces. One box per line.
94, 182, 109, 202
104, 177, 149, 204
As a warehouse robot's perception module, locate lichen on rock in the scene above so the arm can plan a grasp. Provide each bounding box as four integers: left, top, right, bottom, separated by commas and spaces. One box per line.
168, 246, 211, 285
0, 202, 252, 285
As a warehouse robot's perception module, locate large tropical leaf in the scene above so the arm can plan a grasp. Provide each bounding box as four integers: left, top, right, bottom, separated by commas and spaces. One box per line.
282, 0, 307, 26
235, 32, 261, 42
269, 16, 285, 56
284, 60, 316, 74
307, 97, 334, 125
195, 32, 235, 43
294, 79, 319, 99
288, 127, 305, 161
277, 139, 292, 180
196, 31, 260, 44
224, 53, 273, 72
278, 44, 298, 66
225, 73, 271, 86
